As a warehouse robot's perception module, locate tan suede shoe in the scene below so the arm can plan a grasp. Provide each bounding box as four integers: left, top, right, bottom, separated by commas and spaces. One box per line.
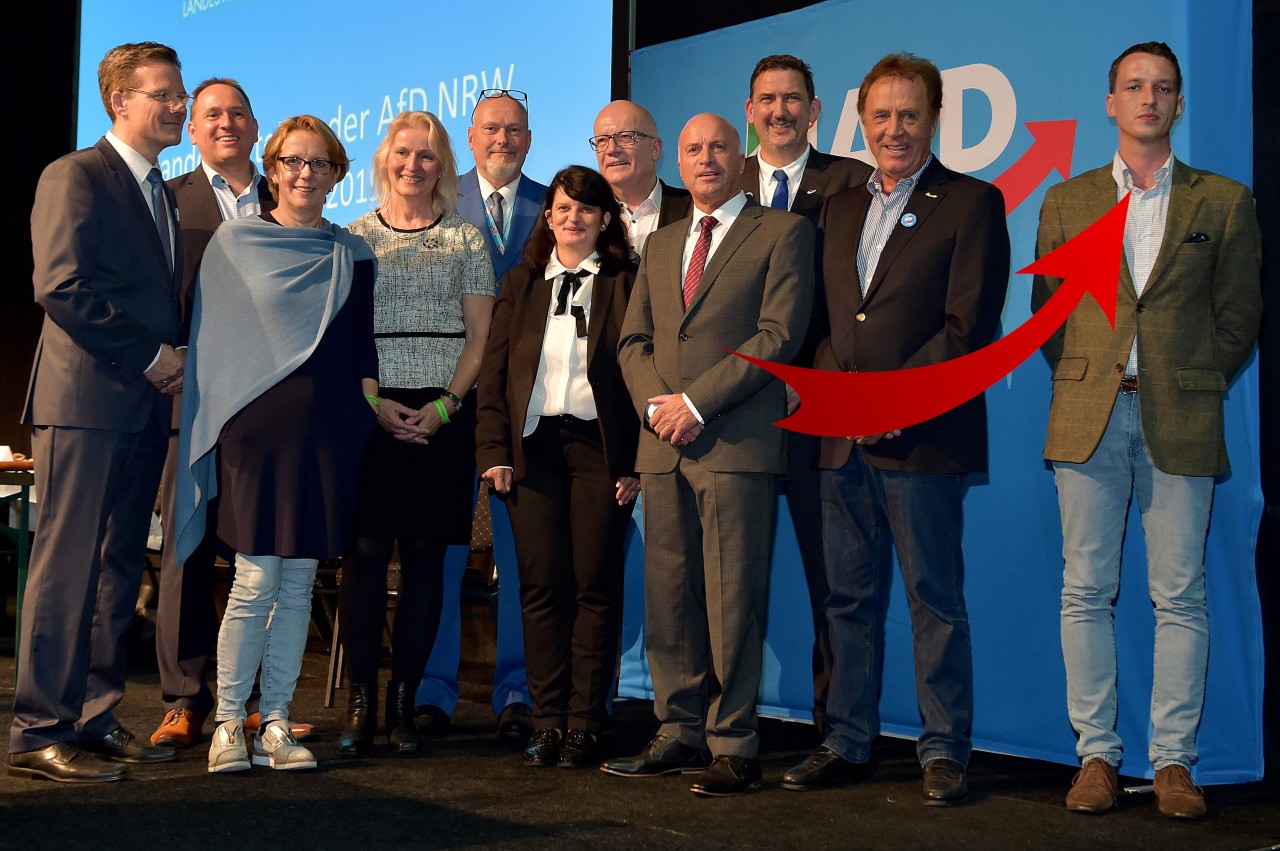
1154, 764, 1206, 819
1065, 758, 1118, 813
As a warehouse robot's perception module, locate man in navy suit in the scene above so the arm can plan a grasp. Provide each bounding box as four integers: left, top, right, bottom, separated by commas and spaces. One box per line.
9, 41, 187, 782
415, 89, 547, 742
781, 53, 1009, 806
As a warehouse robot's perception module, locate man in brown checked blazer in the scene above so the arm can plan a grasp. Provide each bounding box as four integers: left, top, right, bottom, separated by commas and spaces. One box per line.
1032, 42, 1262, 820
10, 41, 186, 782
604, 113, 814, 797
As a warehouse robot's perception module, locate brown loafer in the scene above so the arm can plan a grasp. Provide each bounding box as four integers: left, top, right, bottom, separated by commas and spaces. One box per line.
244, 712, 314, 741
1065, 758, 1118, 814
1154, 764, 1206, 819
151, 708, 204, 748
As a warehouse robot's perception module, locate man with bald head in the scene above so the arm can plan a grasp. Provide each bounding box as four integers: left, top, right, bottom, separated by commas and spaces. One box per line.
605, 113, 814, 797
590, 100, 690, 257
414, 89, 547, 744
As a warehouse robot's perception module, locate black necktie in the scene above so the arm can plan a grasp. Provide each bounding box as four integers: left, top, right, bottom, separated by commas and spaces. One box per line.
555, 269, 589, 316
147, 167, 173, 271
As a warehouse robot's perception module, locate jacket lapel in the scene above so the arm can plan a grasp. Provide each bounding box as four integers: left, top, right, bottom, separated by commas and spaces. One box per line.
586, 269, 613, 364
685, 202, 762, 316
863, 160, 946, 303
790, 147, 830, 220
1143, 160, 1201, 295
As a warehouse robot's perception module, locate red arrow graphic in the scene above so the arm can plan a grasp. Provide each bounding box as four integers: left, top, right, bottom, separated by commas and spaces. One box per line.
992, 120, 1076, 215
734, 192, 1130, 438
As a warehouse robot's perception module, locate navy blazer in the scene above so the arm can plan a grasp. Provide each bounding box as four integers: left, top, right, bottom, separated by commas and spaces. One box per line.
457, 168, 549, 282
26, 137, 182, 431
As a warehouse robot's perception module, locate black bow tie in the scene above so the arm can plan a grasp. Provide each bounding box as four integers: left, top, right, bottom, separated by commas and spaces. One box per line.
554, 269, 589, 316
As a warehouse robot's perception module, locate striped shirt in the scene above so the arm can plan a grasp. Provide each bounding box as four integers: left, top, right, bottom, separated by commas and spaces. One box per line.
1113, 151, 1173, 377
857, 155, 932, 296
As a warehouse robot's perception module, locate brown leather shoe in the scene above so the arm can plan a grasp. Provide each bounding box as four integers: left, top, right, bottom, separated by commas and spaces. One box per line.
1154, 764, 1206, 819
151, 708, 204, 748
244, 712, 314, 742
1065, 758, 1119, 813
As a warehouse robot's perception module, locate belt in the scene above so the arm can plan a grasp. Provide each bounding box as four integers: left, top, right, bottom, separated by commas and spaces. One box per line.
1120, 375, 1139, 394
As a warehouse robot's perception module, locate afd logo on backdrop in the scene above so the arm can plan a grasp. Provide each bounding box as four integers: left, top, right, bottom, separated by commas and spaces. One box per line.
807, 63, 1075, 216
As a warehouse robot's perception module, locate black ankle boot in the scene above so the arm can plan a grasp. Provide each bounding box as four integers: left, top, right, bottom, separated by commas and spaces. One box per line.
386, 681, 421, 754
337, 683, 376, 757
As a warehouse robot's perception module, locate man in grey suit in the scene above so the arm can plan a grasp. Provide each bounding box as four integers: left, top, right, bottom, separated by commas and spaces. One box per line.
9, 41, 186, 782
1033, 41, 1262, 820
604, 113, 813, 797
590, 99, 691, 257
741, 53, 872, 735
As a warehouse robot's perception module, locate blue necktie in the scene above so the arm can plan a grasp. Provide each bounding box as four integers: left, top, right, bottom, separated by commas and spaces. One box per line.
146, 168, 173, 271
770, 169, 789, 210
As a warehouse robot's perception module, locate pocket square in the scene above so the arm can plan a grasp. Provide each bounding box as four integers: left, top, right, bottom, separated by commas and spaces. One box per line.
1184, 232, 1210, 243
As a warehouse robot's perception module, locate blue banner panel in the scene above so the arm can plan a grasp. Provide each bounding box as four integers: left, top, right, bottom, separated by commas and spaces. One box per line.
620, 0, 1262, 784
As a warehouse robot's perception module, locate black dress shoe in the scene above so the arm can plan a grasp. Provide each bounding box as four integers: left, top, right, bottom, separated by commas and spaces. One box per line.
556, 730, 598, 769
781, 746, 871, 791
8, 742, 127, 783
523, 728, 563, 767
497, 703, 534, 742
413, 705, 452, 738
922, 758, 968, 806
689, 755, 763, 797
81, 726, 178, 763
599, 734, 712, 777
337, 683, 377, 757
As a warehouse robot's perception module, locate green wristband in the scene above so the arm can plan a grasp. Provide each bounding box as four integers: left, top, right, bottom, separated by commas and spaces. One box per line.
434, 398, 450, 424
365, 394, 380, 407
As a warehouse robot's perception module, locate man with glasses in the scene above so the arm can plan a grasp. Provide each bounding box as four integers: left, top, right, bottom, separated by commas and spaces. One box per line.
414, 88, 546, 744
590, 100, 690, 258
741, 54, 871, 739
10, 41, 186, 782
147, 78, 314, 751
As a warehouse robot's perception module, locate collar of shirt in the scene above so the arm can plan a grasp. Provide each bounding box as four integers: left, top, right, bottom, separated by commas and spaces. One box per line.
545, 249, 601, 281
202, 161, 262, 220
628, 177, 663, 221
758, 146, 810, 207
694, 190, 748, 232
105, 131, 160, 193
476, 171, 521, 213
866, 153, 932, 199
1111, 150, 1174, 195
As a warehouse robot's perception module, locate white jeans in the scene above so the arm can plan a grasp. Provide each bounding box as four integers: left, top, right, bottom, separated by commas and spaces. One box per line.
215, 553, 318, 723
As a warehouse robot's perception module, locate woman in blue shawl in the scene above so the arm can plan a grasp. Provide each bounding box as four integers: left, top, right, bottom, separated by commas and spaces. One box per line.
175, 115, 377, 773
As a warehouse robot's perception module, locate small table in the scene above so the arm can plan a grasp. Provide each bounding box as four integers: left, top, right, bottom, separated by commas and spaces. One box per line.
1, 458, 35, 682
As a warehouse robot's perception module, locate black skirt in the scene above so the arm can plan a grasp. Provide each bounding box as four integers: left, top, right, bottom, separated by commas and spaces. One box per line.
353, 386, 478, 542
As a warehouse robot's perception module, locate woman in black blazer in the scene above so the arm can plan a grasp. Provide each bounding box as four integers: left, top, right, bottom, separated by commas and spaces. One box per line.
475, 165, 640, 768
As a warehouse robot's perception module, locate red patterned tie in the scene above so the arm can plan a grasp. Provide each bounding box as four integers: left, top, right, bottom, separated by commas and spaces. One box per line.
682, 215, 717, 310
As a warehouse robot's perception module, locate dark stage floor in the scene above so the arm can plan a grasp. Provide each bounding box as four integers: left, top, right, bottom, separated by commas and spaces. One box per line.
2, 635, 1277, 850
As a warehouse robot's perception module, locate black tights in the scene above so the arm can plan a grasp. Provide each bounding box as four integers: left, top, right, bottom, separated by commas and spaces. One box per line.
339, 536, 446, 685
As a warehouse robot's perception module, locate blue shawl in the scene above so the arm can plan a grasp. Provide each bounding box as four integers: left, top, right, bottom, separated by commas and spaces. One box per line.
173, 215, 375, 565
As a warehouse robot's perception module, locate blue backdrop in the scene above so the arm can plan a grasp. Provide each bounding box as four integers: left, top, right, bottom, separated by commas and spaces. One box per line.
617, 0, 1263, 784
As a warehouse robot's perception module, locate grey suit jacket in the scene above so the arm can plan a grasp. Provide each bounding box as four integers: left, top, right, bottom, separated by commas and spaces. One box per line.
618, 197, 814, 475
1032, 159, 1262, 476
25, 137, 181, 431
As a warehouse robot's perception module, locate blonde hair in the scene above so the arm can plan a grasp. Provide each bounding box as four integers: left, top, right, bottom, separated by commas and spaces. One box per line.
370, 111, 459, 219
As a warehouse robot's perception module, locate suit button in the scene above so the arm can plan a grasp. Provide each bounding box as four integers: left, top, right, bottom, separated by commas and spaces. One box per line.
855, 313, 866, 322
1115, 363, 1125, 373
679, 333, 689, 342
1136, 303, 1146, 313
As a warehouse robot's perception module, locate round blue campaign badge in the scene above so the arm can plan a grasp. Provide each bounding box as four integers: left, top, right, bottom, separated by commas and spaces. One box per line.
900, 212, 918, 228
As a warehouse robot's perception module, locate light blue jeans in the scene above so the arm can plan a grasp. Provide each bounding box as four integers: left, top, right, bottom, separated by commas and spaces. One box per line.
1054, 392, 1212, 771
214, 553, 319, 723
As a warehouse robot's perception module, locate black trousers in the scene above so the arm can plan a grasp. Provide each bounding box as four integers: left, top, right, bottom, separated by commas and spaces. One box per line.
505, 416, 633, 734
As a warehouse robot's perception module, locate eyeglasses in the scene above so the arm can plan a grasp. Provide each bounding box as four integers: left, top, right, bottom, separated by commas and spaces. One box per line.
278, 156, 336, 175
587, 131, 654, 151
127, 88, 191, 109
479, 88, 528, 105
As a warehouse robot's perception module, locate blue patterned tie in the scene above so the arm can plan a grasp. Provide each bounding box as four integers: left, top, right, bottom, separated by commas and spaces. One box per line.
146, 168, 173, 271
770, 169, 789, 210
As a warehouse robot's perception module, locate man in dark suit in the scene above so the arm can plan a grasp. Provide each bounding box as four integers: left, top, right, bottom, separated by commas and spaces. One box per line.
416, 89, 547, 742
149, 77, 294, 749
1033, 42, 1261, 820
9, 41, 187, 782
741, 53, 872, 735
605, 113, 813, 797
780, 53, 1009, 806
590, 99, 691, 257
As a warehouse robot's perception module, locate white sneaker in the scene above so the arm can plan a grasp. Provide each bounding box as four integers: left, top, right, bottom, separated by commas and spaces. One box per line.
208, 719, 251, 773
251, 719, 317, 770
